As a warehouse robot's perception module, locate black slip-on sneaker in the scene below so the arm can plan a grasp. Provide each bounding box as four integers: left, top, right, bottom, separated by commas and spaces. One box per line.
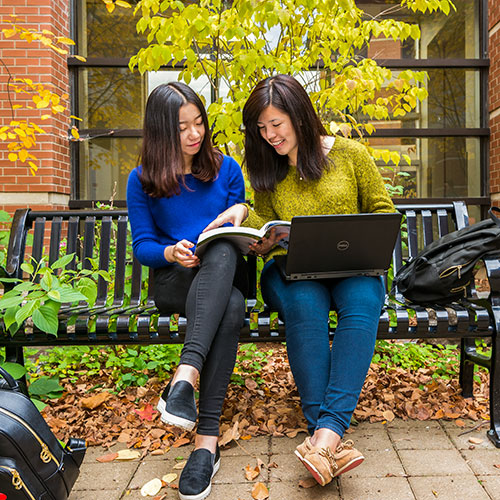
179, 446, 221, 500
156, 380, 197, 431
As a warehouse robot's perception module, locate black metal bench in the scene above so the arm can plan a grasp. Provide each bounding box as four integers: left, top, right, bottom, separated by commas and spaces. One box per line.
2, 202, 500, 446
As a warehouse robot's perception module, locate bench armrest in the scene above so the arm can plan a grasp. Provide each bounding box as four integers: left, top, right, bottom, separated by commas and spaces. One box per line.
0, 264, 8, 280
483, 254, 500, 294
5, 209, 30, 277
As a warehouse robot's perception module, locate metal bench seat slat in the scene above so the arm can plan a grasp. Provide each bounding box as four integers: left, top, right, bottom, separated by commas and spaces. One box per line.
432, 306, 451, 335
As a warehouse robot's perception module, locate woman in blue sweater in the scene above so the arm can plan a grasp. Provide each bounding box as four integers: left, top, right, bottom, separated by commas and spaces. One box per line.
127, 82, 246, 500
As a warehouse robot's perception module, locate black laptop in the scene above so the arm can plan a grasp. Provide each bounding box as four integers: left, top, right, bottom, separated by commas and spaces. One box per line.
276, 212, 402, 280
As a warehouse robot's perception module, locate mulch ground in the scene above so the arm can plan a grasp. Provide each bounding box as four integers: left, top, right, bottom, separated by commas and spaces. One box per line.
42, 343, 490, 452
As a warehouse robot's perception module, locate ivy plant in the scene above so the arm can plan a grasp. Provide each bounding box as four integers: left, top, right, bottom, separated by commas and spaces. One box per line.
0, 254, 109, 336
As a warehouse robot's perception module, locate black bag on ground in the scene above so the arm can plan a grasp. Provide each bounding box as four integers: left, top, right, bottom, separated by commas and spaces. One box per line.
392, 207, 500, 305
0, 366, 86, 499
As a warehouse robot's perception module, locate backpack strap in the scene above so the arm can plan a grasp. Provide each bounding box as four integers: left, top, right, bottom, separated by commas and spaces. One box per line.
0, 366, 22, 392
489, 207, 500, 227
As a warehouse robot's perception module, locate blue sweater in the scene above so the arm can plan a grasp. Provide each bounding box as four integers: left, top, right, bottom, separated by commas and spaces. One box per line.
127, 155, 245, 268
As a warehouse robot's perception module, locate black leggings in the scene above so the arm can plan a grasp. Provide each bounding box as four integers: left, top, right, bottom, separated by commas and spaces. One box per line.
153, 240, 247, 436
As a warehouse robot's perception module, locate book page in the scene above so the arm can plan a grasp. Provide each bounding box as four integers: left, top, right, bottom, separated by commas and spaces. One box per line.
195, 220, 291, 257
195, 227, 262, 256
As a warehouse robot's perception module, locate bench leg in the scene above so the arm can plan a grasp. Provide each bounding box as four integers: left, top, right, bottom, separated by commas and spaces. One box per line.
4, 346, 28, 396
459, 338, 475, 398
5, 345, 25, 365
487, 305, 500, 447
487, 332, 500, 447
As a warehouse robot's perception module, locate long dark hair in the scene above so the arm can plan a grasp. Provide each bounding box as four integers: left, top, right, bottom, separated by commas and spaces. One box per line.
139, 82, 222, 197
243, 74, 329, 192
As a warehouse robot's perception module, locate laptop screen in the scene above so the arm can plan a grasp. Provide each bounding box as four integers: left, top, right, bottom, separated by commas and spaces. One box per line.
282, 212, 402, 280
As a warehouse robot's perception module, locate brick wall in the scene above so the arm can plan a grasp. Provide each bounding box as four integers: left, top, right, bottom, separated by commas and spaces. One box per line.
490, 0, 500, 204
0, 0, 71, 215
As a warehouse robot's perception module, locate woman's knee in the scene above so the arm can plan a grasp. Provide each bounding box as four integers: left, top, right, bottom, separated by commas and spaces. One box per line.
334, 277, 384, 314
264, 279, 330, 322
223, 287, 245, 329
201, 240, 238, 269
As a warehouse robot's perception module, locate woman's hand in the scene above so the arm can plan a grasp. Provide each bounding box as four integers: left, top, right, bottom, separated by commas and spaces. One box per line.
203, 204, 248, 232
165, 240, 200, 268
249, 227, 287, 256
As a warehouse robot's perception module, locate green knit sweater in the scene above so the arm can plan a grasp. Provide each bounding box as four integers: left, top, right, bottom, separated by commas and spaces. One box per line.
243, 135, 396, 263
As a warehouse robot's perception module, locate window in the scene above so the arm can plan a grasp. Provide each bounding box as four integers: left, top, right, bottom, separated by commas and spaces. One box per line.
70, 0, 489, 216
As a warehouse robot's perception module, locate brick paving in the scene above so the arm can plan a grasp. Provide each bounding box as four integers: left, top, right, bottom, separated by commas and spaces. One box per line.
69, 419, 500, 500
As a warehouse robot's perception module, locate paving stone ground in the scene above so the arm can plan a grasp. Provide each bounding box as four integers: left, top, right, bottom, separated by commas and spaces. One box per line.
69, 419, 500, 500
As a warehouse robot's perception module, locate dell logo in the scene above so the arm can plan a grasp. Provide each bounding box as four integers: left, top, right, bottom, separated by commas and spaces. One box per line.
337, 240, 349, 251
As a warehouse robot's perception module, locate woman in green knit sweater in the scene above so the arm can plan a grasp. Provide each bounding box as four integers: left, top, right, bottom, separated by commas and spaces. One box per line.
205, 74, 396, 487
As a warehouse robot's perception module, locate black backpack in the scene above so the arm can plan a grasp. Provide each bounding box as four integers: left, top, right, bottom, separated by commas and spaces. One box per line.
0, 367, 86, 499
392, 207, 500, 305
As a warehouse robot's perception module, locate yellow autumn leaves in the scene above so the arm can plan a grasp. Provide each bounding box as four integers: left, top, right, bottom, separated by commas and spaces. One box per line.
2, 17, 84, 174
3, 24, 74, 55
101, 0, 132, 14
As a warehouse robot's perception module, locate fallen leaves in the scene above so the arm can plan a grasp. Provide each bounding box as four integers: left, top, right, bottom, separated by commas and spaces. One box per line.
135, 404, 155, 421
219, 420, 240, 447
140, 478, 162, 497
468, 437, 483, 444
138, 469, 180, 497
96, 449, 140, 463
172, 437, 190, 448
81, 391, 111, 410
161, 473, 177, 484
354, 359, 490, 425
382, 410, 395, 422
245, 462, 262, 481
41, 344, 491, 454
251, 482, 269, 500
96, 452, 118, 463
116, 449, 141, 460
117, 431, 133, 443
298, 477, 317, 488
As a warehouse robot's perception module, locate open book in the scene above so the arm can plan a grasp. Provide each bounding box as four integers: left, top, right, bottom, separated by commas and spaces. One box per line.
195, 220, 291, 256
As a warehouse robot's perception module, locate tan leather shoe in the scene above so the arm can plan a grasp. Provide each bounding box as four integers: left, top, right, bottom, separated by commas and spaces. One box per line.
295, 437, 364, 486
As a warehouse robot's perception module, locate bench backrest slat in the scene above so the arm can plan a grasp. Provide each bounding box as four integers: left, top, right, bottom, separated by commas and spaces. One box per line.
112, 216, 129, 305
130, 255, 144, 307
391, 230, 404, 300
421, 210, 434, 246
82, 217, 96, 271
48, 216, 62, 267
147, 267, 156, 306
96, 217, 112, 306
32, 217, 46, 278
66, 216, 80, 271
405, 210, 419, 260
453, 200, 469, 229
436, 209, 449, 238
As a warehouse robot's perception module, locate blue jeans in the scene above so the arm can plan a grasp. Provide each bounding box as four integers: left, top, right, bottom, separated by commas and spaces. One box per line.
261, 261, 385, 437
